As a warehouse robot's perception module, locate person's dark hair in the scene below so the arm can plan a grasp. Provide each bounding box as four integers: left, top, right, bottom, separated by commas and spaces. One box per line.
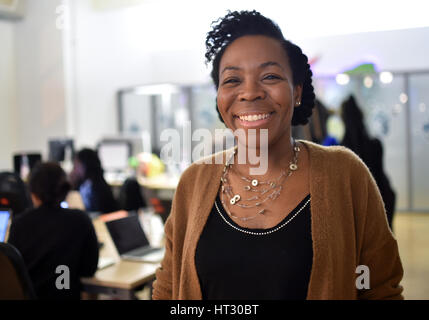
76, 148, 104, 180
205, 10, 315, 126
29, 162, 71, 207
341, 95, 371, 157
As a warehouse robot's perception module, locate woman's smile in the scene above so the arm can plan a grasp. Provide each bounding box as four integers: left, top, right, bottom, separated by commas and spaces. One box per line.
234, 111, 276, 128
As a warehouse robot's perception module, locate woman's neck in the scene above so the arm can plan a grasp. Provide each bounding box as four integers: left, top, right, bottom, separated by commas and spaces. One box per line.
233, 135, 295, 179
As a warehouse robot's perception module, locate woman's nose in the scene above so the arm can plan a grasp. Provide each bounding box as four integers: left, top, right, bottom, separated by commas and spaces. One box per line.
238, 80, 266, 101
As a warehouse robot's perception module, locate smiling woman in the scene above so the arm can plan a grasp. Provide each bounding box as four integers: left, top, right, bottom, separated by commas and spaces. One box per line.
152, 10, 404, 300
216, 35, 303, 148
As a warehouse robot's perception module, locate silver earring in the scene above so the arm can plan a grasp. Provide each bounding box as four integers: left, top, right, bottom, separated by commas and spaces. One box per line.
296, 101, 301, 106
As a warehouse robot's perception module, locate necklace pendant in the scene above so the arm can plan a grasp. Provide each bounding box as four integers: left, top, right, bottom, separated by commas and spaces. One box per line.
289, 163, 298, 171
251, 179, 258, 187
230, 194, 240, 205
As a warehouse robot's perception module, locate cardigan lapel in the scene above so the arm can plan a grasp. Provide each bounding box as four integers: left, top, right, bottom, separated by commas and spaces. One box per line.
302, 141, 334, 299
179, 155, 226, 299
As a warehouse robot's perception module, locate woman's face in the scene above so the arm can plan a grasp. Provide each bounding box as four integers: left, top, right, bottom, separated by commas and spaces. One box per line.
217, 35, 302, 148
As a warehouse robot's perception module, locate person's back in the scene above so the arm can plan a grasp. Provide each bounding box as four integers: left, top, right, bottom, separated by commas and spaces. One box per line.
8, 206, 99, 299
341, 96, 396, 228
70, 148, 118, 214
358, 138, 396, 228
7, 162, 99, 299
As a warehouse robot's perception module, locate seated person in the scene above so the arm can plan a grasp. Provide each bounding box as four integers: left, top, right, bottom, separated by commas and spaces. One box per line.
69, 148, 118, 214
8, 162, 99, 300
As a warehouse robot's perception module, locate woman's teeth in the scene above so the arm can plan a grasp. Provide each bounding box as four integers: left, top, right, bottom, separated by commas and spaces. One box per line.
238, 113, 271, 122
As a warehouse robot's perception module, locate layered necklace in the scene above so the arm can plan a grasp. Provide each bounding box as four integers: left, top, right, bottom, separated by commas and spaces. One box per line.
220, 140, 300, 222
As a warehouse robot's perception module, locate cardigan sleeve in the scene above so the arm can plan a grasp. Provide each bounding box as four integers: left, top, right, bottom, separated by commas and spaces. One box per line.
151, 163, 195, 300
353, 159, 404, 300
152, 199, 174, 300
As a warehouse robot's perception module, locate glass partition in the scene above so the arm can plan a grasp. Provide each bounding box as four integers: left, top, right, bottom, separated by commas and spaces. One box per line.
358, 74, 409, 211
409, 74, 429, 210
117, 71, 429, 211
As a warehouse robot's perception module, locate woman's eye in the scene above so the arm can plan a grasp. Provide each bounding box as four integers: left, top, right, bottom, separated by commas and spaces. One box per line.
222, 78, 240, 85
263, 74, 282, 81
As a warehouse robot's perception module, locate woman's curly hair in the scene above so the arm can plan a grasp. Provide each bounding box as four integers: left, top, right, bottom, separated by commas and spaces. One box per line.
205, 10, 315, 126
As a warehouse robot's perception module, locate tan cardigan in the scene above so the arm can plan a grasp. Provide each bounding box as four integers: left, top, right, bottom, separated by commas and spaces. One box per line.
152, 140, 404, 300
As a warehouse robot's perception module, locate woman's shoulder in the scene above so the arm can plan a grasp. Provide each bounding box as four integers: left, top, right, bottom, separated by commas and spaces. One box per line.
12, 207, 91, 229
10, 207, 36, 226
56, 208, 94, 227
176, 148, 231, 186
301, 140, 371, 181
301, 140, 365, 165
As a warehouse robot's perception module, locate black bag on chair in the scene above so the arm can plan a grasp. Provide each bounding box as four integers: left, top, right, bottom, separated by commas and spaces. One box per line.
118, 178, 147, 212
0, 172, 32, 218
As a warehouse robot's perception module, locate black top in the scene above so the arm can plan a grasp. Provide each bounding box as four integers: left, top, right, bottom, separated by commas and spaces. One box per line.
195, 194, 313, 300
79, 177, 118, 214
344, 138, 396, 228
7, 205, 99, 300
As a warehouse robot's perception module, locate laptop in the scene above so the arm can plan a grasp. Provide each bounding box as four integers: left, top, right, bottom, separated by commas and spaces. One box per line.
105, 214, 164, 263
0, 209, 11, 242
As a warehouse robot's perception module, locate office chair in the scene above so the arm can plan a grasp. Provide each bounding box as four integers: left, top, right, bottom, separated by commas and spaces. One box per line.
0, 242, 37, 300
118, 178, 147, 211
149, 198, 172, 224
0, 172, 32, 217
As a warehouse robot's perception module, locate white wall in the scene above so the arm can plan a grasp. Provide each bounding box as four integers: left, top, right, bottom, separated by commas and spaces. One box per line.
0, 20, 17, 171
67, 1, 429, 151
300, 27, 429, 76
14, 0, 67, 159
68, 0, 211, 149
3, 0, 429, 167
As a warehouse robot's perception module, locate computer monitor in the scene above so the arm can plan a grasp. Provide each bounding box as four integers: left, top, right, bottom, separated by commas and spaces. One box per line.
48, 139, 74, 163
0, 209, 11, 242
97, 139, 132, 173
13, 153, 42, 176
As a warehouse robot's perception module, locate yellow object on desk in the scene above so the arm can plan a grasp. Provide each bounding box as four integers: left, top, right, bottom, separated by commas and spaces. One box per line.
137, 153, 165, 178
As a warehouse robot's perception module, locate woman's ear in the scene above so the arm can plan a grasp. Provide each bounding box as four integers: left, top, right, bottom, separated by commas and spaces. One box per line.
293, 85, 303, 107
31, 193, 42, 208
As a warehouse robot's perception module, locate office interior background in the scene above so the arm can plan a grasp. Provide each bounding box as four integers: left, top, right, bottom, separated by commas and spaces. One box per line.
0, 0, 428, 299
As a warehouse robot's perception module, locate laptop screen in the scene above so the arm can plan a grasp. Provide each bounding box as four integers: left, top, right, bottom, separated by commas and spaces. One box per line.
0, 210, 11, 242
105, 214, 150, 255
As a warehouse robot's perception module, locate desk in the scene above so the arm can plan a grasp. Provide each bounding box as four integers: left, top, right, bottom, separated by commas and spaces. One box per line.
107, 173, 177, 203
137, 173, 179, 190
81, 261, 159, 299
81, 214, 162, 300
107, 173, 179, 190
